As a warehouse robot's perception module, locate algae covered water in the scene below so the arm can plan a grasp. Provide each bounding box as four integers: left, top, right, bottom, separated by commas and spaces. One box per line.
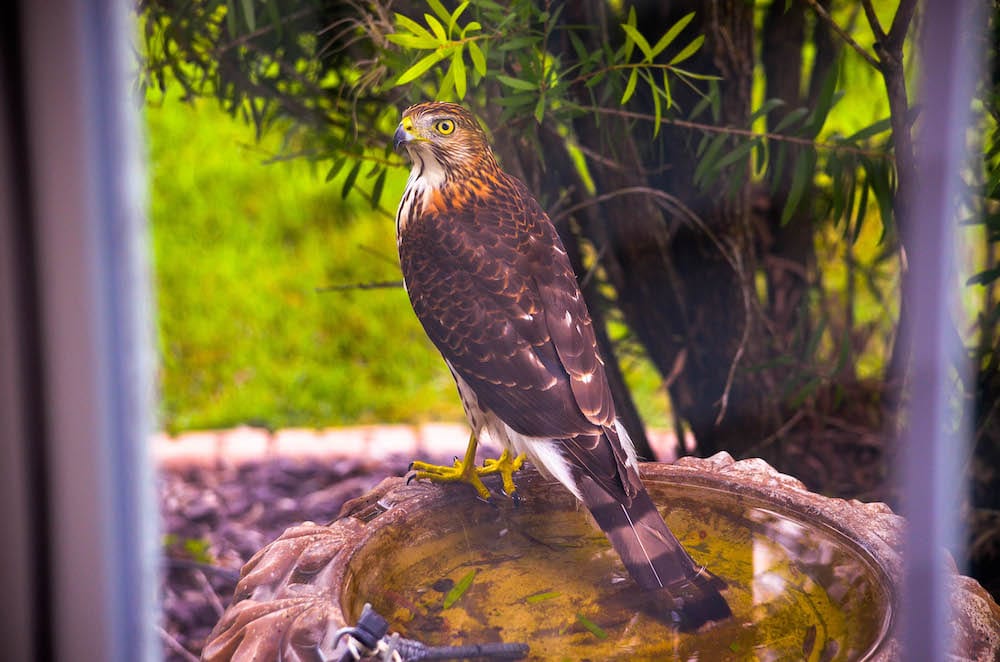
343, 480, 892, 660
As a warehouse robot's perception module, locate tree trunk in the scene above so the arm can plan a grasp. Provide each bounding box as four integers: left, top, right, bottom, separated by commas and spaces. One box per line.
571, 0, 764, 457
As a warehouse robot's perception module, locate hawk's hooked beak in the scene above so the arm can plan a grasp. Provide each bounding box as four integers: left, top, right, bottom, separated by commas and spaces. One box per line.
393, 117, 416, 153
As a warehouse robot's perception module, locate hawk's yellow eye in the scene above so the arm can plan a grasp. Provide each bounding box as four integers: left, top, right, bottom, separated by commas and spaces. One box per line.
434, 119, 455, 135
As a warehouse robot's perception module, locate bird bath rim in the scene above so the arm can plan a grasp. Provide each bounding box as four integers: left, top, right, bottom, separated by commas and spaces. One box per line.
200, 452, 1000, 662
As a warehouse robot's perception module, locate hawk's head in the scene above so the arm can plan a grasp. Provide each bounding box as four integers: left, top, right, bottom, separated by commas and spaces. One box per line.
393, 102, 498, 185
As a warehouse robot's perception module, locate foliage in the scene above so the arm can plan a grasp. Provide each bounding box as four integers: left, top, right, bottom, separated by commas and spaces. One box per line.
137, 0, 974, 451
147, 95, 466, 431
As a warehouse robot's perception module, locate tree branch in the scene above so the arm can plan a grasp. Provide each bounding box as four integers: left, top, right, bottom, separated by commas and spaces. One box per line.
580, 105, 893, 158
804, 0, 880, 69
860, 0, 887, 42
886, 0, 919, 51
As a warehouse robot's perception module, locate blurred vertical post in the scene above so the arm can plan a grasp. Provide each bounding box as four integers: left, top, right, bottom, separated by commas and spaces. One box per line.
1, 0, 159, 660
900, 1, 981, 659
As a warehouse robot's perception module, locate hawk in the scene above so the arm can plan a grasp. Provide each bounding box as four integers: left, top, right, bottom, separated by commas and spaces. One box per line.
393, 102, 730, 630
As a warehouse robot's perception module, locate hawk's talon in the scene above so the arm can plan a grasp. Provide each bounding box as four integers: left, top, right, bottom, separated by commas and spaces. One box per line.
482, 450, 525, 498
407, 434, 525, 502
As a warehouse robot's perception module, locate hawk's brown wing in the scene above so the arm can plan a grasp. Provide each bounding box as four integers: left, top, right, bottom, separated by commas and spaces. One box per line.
399, 174, 636, 498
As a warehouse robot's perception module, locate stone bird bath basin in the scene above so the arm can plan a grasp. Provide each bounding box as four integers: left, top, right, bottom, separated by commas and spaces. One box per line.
202, 453, 1000, 661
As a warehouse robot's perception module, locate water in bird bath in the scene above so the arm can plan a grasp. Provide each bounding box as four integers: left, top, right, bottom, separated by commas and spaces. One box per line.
342, 477, 893, 661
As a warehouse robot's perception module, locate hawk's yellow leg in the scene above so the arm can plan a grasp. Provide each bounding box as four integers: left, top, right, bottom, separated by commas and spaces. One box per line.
410, 433, 525, 500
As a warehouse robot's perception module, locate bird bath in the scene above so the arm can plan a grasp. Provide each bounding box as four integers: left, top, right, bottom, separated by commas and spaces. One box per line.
202, 453, 1000, 661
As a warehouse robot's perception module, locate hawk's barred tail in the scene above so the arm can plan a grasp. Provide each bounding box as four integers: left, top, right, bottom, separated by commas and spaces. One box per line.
577, 477, 732, 631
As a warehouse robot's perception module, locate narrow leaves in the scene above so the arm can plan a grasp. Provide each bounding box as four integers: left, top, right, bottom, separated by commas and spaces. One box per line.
443, 570, 477, 608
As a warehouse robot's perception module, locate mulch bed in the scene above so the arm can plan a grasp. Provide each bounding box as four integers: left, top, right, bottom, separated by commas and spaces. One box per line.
159, 454, 421, 661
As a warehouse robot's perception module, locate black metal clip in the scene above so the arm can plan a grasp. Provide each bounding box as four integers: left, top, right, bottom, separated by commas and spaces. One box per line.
334, 604, 529, 661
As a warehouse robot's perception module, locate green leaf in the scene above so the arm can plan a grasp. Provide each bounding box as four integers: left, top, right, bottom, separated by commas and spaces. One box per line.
622, 6, 637, 61
621, 68, 639, 104
750, 98, 786, 124
534, 94, 545, 123
395, 13, 436, 42
690, 94, 712, 121
498, 37, 536, 51
694, 133, 728, 186
828, 156, 847, 223
426, 0, 452, 27
371, 168, 387, 209
395, 51, 446, 86
789, 375, 822, 408
852, 180, 870, 244
651, 11, 695, 57
461, 20, 482, 35
668, 35, 705, 65
468, 41, 486, 76
843, 115, 893, 143
837, 162, 855, 228
621, 24, 653, 61
497, 74, 535, 91
769, 142, 787, 192
576, 613, 608, 639
525, 591, 560, 604
772, 107, 809, 134
264, 0, 281, 38
448, 1, 471, 37
668, 67, 722, 81
452, 49, 467, 99
386, 32, 439, 49
967, 267, 1000, 286
585, 70, 607, 88
714, 137, 761, 170
341, 160, 361, 199
868, 158, 894, 233
662, 69, 673, 110
651, 71, 663, 137
805, 66, 840, 136
781, 152, 812, 225
443, 570, 476, 608
225, 0, 238, 37
568, 30, 589, 62
325, 156, 347, 182
424, 13, 447, 42
438, 59, 456, 99
709, 79, 721, 122
240, 0, 255, 32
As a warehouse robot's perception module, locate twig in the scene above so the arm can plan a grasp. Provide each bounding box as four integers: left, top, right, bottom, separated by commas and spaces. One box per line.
356, 243, 402, 268
571, 186, 752, 428
214, 7, 320, 56
580, 106, 892, 158
860, 0, 887, 42
578, 243, 607, 290
885, 0, 919, 52
164, 558, 240, 582
714, 251, 754, 426
553, 186, 689, 226
662, 348, 687, 390
158, 626, 201, 662
804, 0, 881, 69
192, 568, 227, 618
745, 408, 808, 454
315, 280, 403, 293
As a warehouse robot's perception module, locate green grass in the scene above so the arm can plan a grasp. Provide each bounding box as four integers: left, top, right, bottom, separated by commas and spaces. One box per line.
148, 97, 465, 432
